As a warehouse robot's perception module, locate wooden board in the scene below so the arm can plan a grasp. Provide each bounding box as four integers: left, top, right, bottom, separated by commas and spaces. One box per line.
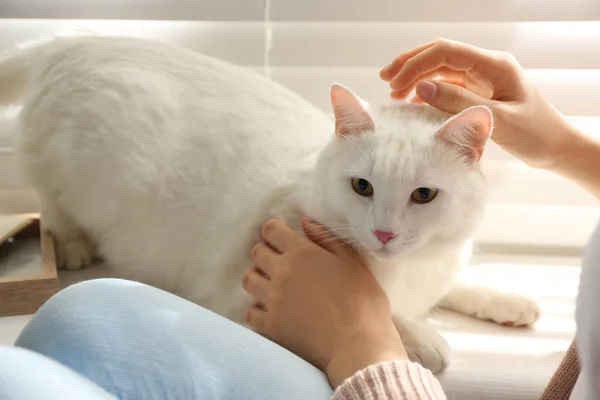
0, 214, 32, 246
0, 215, 59, 317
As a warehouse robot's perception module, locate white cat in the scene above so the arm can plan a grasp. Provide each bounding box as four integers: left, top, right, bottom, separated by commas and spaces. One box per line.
0, 36, 539, 372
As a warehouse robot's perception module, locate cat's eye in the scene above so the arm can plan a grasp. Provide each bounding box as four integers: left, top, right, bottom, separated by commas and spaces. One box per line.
351, 177, 374, 197
411, 187, 438, 204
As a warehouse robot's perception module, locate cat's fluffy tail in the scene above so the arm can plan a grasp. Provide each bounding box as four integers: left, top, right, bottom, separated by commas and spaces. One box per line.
0, 38, 52, 106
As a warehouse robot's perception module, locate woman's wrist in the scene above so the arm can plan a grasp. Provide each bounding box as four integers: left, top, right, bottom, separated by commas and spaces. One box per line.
550, 124, 600, 199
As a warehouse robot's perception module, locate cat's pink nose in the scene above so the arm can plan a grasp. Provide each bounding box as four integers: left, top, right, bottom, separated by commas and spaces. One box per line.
373, 230, 398, 245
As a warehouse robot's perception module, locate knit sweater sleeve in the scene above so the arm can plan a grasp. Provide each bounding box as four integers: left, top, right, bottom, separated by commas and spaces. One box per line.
331, 360, 447, 400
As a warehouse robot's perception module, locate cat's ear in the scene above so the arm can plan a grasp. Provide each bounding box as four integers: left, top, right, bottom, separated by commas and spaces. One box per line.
330, 83, 375, 137
435, 106, 493, 163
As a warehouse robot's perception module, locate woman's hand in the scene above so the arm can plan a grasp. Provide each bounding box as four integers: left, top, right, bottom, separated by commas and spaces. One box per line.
380, 38, 580, 171
242, 217, 407, 388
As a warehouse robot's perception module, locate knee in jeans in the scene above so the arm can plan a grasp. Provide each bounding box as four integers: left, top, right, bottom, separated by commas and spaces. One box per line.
15, 279, 142, 353
0, 346, 24, 370
0, 346, 43, 377
26, 278, 131, 323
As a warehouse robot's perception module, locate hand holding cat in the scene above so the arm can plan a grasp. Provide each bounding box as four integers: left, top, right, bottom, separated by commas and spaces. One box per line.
380, 38, 580, 172
243, 217, 407, 388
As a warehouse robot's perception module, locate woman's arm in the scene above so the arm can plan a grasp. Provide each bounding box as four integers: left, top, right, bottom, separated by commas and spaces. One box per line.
380, 38, 600, 200
242, 218, 409, 389
242, 218, 449, 399
553, 127, 600, 200
381, 39, 600, 399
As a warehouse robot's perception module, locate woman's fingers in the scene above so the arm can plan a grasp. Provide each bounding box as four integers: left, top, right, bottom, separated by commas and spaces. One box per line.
301, 217, 342, 252
389, 40, 492, 91
401, 79, 467, 103
250, 242, 278, 276
260, 218, 304, 254
245, 303, 267, 330
380, 39, 440, 81
411, 80, 493, 115
301, 217, 359, 262
408, 96, 426, 104
387, 67, 466, 99
242, 266, 270, 302
386, 40, 518, 97
395, 77, 468, 101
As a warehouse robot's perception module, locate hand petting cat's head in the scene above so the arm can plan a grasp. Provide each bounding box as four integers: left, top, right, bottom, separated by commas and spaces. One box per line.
310, 83, 492, 260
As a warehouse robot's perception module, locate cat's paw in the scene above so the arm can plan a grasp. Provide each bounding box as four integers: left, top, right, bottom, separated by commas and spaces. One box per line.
475, 292, 541, 327
55, 239, 95, 270
404, 333, 450, 374
394, 318, 450, 373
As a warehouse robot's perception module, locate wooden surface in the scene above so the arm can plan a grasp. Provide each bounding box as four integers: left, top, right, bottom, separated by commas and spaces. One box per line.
0, 216, 59, 317
0, 214, 33, 247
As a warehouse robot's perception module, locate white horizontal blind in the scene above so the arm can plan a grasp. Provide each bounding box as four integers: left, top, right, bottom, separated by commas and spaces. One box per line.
0, 0, 266, 21
1, 0, 600, 249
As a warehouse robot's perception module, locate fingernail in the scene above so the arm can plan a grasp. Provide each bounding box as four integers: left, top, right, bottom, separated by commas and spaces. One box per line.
416, 81, 437, 100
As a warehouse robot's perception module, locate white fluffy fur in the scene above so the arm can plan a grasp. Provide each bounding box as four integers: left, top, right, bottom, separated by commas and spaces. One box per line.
0, 36, 540, 372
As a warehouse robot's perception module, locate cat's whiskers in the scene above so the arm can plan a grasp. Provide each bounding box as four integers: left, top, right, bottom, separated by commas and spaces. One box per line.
304, 224, 353, 234
292, 222, 353, 236
301, 229, 353, 243
429, 232, 458, 245
301, 221, 352, 228
291, 222, 363, 252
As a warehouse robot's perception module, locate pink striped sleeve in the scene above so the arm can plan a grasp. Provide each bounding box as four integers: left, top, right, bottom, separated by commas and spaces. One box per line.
331, 360, 447, 400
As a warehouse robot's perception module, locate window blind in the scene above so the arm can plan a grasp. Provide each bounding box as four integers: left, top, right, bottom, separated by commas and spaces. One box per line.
1, 0, 599, 249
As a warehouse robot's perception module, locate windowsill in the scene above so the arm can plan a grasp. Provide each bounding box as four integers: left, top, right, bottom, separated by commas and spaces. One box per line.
434, 253, 579, 399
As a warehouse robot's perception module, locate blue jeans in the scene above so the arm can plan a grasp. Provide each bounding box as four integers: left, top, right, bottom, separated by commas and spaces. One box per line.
0, 279, 333, 400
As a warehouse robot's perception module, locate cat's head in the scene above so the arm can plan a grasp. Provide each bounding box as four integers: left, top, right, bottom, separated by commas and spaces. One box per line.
311, 83, 492, 260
